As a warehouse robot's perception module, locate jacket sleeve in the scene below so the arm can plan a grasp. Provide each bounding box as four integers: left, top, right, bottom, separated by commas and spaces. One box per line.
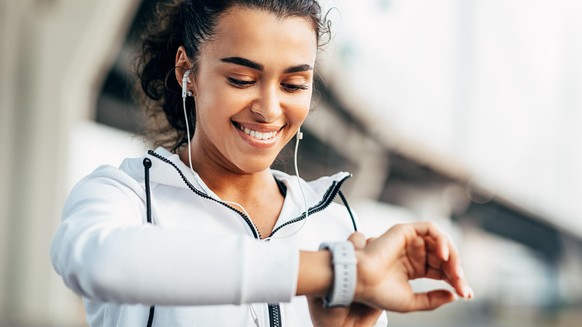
50, 170, 299, 306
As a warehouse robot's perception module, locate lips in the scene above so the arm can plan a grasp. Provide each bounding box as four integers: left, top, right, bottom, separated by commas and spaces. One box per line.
233, 122, 282, 141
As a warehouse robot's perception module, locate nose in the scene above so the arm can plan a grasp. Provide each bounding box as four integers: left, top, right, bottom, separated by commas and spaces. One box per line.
250, 84, 282, 123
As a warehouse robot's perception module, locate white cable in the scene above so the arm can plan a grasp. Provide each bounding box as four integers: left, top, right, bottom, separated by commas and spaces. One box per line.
263, 130, 309, 241
294, 130, 309, 224
182, 86, 255, 229
182, 97, 194, 173
249, 304, 260, 327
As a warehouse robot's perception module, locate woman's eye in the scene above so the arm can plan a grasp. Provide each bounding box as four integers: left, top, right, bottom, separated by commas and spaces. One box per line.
281, 83, 309, 92
227, 77, 255, 88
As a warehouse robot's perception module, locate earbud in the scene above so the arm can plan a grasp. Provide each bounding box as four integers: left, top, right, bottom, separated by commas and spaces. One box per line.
296, 128, 303, 140
182, 69, 194, 174
182, 70, 191, 98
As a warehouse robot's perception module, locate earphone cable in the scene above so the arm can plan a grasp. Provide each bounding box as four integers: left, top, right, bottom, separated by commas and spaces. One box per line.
263, 131, 309, 241
182, 96, 194, 174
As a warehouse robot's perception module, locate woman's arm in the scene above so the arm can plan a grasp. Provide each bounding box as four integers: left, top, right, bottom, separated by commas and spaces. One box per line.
297, 251, 333, 297
50, 171, 299, 305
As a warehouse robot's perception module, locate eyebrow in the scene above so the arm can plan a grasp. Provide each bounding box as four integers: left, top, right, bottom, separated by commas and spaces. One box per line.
220, 57, 313, 74
283, 64, 313, 74
221, 57, 263, 71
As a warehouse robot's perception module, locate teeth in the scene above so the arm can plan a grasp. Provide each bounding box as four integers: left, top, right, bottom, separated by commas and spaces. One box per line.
239, 125, 277, 140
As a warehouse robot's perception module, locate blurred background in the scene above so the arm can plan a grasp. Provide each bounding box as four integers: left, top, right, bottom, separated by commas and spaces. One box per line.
1, 0, 581, 326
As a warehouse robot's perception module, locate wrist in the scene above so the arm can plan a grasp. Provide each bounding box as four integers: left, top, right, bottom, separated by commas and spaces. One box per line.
297, 250, 333, 297
319, 241, 357, 307
353, 249, 367, 303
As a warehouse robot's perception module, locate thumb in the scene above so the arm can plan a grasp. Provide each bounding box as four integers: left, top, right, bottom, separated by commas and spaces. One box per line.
406, 290, 457, 312
347, 231, 367, 250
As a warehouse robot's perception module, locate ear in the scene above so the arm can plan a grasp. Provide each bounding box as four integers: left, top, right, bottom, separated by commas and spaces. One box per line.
175, 46, 195, 94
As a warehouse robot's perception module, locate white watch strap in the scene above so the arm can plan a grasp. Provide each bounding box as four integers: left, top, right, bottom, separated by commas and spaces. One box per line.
319, 241, 357, 307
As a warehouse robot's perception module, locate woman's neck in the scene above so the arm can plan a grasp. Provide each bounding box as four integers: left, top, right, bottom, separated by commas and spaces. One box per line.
179, 144, 285, 238
178, 144, 278, 204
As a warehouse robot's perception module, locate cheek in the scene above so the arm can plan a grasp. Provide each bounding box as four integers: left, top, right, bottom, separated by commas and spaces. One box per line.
290, 93, 312, 124
195, 87, 242, 125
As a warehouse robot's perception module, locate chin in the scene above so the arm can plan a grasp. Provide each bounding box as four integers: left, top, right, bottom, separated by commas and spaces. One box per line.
233, 156, 277, 174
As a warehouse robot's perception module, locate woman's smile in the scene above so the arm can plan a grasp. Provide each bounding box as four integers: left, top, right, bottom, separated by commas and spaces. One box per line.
232, 121, 284, 147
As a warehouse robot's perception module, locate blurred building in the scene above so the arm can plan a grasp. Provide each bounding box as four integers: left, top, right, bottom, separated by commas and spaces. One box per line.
1, 0, 581, 326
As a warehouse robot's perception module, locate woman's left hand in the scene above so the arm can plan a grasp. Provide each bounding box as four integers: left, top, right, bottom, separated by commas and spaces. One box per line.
307, 232, 383, 327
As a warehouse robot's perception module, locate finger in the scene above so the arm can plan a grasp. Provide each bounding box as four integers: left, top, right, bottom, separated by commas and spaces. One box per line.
424, 261, 474, 300
440, 235, 473, 298
422, 229, 459, 274
405, 235, 427, 277
425, 248, 445, 270
423, 266, 464, 291
422, 235, 450, 276
413, 223, 474, 299
406, 289, 457, 312
446, 269, 474, 299
413, 222, 449, 261
426, 235, 473, 299
424, 266, 446, 281
347, 232, 367, 250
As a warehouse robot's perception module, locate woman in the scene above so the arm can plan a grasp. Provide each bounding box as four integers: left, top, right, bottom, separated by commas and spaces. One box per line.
50, 0, 473, 326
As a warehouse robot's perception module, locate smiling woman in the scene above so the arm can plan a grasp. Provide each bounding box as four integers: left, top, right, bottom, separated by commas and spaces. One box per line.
50, 1, 473, 327
174, 6, 315, 178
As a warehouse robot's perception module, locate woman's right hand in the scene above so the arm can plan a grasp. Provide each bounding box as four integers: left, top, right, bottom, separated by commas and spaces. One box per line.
353, 221, 474, 312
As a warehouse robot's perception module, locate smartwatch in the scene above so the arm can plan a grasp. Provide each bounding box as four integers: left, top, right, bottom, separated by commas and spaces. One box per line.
319, 241, 357, 307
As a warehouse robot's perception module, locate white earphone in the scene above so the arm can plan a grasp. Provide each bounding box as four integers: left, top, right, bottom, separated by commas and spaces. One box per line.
182, 69, 194, 172
296, 129, 303, 140
182, 70, 191, 98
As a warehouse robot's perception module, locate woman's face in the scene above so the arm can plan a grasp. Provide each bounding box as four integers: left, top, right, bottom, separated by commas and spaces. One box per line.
189, 6, 317, 174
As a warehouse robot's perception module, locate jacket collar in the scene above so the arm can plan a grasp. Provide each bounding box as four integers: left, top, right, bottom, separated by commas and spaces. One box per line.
121, 147, 351, 210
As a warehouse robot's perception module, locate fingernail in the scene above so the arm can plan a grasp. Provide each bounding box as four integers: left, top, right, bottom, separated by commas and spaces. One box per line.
464, 286, 474, 299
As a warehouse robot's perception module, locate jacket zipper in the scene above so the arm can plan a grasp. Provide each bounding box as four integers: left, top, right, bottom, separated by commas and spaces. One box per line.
267, 304, 281, 327
148, 150, 261, 238
149, 150, 350, 239
148, 150, 350, 326
268, 176, 350, 238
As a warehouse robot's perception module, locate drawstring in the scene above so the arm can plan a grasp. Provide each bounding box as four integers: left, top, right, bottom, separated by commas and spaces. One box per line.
144, 158, 153, 224
143, 158, 155, 327
338, 190, 358, 232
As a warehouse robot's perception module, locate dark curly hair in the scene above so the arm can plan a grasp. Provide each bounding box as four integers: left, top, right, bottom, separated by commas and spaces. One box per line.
136, 0, 330, 152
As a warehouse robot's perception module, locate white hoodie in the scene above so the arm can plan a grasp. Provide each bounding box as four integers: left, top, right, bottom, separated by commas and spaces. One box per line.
50, 147, 376, 326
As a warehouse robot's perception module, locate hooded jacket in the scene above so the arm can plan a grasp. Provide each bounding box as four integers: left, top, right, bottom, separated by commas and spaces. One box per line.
51, 148, 385, 326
